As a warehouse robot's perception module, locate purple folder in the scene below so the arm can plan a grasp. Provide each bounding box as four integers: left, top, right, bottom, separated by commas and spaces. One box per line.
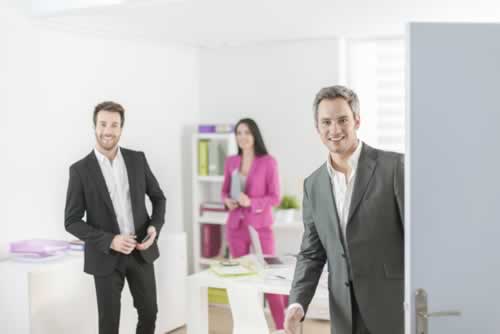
10, 239, 70, 257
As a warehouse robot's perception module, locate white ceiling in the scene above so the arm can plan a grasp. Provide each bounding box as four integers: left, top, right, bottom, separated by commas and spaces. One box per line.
14, 0, 500, 47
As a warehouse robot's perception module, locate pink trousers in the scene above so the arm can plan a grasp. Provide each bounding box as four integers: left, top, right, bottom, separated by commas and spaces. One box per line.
226, 224, 288, 330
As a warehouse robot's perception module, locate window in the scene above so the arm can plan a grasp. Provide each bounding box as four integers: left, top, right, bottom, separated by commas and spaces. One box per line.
345, 37, 405, 153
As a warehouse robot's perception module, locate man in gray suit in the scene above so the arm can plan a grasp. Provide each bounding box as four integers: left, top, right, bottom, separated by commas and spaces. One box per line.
284, 85, 404, 334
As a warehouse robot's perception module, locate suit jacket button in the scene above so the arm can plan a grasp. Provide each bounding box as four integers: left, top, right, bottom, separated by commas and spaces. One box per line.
341, 253, 347, 258
344, 281, 351, 287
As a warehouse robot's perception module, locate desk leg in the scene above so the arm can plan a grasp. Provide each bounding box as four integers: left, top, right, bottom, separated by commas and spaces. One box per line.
186, 277, 208, 334
0, 270, 30, 334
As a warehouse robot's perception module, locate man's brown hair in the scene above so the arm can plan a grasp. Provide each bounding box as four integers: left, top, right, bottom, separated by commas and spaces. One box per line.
93, 101, 125, 127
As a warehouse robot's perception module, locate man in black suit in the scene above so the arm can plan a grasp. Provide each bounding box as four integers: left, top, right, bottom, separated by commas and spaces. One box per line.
65, 101, 166, 334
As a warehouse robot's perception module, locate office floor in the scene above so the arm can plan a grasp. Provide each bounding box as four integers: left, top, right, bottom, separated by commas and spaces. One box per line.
169, 305, 330, 334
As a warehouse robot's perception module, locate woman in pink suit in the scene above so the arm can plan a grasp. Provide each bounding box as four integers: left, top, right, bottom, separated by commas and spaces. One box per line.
221, 118, 286, 330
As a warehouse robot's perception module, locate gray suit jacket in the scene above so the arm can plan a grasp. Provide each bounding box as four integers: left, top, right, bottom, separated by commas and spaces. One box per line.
289, 143, 404, 334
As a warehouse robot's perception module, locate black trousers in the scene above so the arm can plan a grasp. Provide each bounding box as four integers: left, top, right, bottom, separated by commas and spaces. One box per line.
350, 283, 370, 334
94, 251, 158, 334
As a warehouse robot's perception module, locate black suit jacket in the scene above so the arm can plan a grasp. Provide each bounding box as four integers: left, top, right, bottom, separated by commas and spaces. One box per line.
64, 147, 166, 276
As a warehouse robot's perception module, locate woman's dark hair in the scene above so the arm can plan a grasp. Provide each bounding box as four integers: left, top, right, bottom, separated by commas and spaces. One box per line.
234, 118, 268, 156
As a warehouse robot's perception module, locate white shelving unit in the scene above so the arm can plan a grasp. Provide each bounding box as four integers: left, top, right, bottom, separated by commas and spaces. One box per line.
192, 132, 237, 272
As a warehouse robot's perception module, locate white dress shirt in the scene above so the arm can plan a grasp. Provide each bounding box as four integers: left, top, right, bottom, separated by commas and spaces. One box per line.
94, 147, 135, 236
287, 141, 363, 316
326, 140, 363, 241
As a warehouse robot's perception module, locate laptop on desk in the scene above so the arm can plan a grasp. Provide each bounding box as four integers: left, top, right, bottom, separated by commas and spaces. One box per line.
247, 225, 295, 269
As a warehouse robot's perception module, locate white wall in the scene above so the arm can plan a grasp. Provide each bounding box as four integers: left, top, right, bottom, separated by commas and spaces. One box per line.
199, 40, 340, 198
3, 5, 198, 243
0, 3, 9, 255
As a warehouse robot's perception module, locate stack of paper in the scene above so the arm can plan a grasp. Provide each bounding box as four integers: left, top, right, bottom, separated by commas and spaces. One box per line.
210, 262, 257, 277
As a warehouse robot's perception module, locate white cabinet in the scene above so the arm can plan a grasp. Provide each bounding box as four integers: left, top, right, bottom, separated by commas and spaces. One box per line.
0, 232, 187, 333
157, 232, 187, 332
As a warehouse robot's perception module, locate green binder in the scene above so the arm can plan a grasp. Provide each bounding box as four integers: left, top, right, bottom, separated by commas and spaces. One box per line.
198, 140, 209, 176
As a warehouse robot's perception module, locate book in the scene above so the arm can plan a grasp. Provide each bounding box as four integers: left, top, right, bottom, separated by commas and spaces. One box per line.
208, 140, 219, 176
217, 142, 227, 175
214, 124, 233, 133
198, 124, 215, 133
198, 140, 209, 176
198, 124, 233, 133
201, 224, 221, 258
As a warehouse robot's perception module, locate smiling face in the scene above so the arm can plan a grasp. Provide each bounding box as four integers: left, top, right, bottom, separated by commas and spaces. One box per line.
236, 122, 255, 152
316, 97, 360, 159
94, 110, 122, 153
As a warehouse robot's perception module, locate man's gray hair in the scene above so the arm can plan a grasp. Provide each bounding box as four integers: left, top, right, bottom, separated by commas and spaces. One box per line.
313, 85, 360, 128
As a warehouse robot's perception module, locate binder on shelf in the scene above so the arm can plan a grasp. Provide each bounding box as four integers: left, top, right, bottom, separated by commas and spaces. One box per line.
214, 124, 233, 133
217, 142, 227, 174
201, 224, 222, 258
198, 124, 215, 133
198, 140, 209, 176
208, 140, 219, 176
198, 124, 233, 134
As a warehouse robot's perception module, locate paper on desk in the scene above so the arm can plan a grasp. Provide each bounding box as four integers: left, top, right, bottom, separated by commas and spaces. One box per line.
210, 263, 257, 277
265, 267, 329, 288
264, 267, 295, 280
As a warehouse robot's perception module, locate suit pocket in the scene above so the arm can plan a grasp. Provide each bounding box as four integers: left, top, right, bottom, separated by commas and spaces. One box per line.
384, 263, 404, 279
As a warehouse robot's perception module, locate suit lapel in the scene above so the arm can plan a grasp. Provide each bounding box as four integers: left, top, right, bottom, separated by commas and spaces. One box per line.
347, 143, 377, 224
316, 165, 342, 242
244, 155, 257, 193
121, 148, 138, 226
87, 151, 116, 218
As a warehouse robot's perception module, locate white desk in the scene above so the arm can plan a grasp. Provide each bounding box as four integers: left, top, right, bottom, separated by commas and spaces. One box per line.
186, 260, 329, 334
0, 252, 99, 334
0, 232, 187, 334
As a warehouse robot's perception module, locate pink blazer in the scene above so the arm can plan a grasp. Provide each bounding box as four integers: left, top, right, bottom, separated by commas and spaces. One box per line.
221, 154, 281, 230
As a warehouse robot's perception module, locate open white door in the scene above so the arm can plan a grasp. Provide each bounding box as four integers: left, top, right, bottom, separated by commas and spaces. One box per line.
406, 23, 500, 334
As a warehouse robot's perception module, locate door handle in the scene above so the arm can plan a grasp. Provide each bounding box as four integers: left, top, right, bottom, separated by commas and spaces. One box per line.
418, 310, 462, 319
415, 288, 462, 334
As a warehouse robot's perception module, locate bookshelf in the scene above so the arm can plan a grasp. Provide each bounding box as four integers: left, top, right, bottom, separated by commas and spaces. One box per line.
192, 132, 237, 272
